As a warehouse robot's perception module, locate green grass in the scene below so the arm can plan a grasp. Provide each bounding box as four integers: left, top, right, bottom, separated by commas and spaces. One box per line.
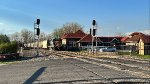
0, 61, 13, 64
118, 52, 150, 59
118, 52, 130, 55
0, 59, 21, 64
137, 55, 150, 59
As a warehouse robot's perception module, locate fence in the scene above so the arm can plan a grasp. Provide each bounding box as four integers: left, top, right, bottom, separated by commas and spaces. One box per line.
116, 45, 150, 55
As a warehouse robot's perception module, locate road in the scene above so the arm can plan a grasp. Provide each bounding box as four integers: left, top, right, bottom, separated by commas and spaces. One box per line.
0, 51, 149, 84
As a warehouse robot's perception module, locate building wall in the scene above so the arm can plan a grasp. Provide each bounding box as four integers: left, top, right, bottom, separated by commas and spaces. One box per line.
139, 39, 144, 55
138, 39, 150, 55
126, 42, 138, 46
63, 38, 81, 50
67, 38, 80, 47
62, 39, 67, 45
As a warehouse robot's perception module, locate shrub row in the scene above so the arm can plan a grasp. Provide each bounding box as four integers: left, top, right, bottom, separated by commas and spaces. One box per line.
0, 41, 18, 54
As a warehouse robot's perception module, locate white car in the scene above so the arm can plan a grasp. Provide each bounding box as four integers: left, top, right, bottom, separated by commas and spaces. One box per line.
99, 47, 116, 52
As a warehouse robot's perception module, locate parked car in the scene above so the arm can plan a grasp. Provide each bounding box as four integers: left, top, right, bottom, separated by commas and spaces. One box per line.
95, 46, 105, 51
87, 46, 106, 52
99, 47, 116, 52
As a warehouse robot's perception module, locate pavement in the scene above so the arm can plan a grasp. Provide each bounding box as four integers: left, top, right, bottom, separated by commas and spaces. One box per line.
0, 64, 6, 66
0, 54, 149, 84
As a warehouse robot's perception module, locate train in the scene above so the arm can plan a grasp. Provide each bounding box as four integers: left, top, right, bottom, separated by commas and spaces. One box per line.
52, 38, 63, 50
25, 38, 63, 51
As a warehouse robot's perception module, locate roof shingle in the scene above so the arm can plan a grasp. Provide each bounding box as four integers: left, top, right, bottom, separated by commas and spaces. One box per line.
61, 30, 86, 39
125, 32, 150, 43
78, 34, 123, 43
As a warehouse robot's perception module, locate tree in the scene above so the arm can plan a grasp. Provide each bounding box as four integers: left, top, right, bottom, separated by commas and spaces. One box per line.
52, 22, 83, 38
28, 31, 34, 43
21, 29, 34, 43
0, 34, 10, 44
62, 22, 83, 33
9, 32, 21, 42
46, 34, 52, 40
39, 32, 47, 41
52, 28, 63, 39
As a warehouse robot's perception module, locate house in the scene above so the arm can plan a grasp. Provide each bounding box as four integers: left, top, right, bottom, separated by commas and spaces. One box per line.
61, 30, 150, 55
78, 34, 124, 50
61, 30, 86, 50
61, 30, 124, 50
124, 32, 150, 55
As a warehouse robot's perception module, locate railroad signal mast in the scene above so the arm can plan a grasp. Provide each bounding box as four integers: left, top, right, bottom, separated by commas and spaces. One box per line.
91, 20, 97, 54
34, 19, 40, 56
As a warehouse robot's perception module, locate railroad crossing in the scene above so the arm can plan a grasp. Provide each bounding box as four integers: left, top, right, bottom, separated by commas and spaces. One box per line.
0, 50, 149, 84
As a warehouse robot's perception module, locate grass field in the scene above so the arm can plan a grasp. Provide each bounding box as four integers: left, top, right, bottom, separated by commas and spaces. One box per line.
137, 55, 150, 59
118, 52, 150, 59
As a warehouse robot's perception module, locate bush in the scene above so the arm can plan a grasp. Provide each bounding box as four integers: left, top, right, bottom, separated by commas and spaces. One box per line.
0, 41, 18, 54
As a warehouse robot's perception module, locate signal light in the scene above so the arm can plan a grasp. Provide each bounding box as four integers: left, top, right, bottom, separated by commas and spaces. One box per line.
93, 29, 96, 36
92, 20, 96, 26
36, 28, 40, 36
36, 19, 40, 25
90, 29, 92, 35
90, 28, 96, 36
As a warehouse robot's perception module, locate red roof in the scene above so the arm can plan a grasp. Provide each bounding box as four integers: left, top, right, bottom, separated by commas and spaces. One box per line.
78, 34, 123, 43
61, 33, 68, 39
126, 35, 140, 42
99, 37, 123, 43
130, 32, 144, 36
61, 30, 86, 39
121, 37, 129, 42
78, 34, 92, 42
140, 35, 150, 43
125, 32, 150, 43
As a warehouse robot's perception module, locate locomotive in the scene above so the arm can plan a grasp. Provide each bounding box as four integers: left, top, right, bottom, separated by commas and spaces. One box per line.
53, 38, 63, 50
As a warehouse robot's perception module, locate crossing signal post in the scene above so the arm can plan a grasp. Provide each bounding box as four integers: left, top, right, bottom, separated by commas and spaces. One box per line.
34, 19, 40, 56
91, 20, 97, 54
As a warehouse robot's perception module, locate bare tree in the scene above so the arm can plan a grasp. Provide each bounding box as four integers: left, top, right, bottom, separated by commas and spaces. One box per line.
39, 32, 47, 41
9, 32, 21, 41
28, 31, 34, 42
63, 22, 83, 33
21, 29, 34, 43
52, 28, 62, 39
52, 22, 83, 38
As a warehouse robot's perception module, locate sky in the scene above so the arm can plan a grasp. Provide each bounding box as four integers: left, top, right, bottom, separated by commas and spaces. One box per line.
0, 0, 149, 36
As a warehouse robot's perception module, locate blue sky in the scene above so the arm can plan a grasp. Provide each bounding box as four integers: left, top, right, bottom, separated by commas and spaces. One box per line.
0, 0, 149, 36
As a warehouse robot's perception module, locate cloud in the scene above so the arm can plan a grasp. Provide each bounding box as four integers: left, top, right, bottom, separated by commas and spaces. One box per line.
125, 32, 133, 35
140, 29, 150, 35
126, 29, 150, 35
0, 22, 21, 34
0, 28, 17, 34
0, 22, 4, 25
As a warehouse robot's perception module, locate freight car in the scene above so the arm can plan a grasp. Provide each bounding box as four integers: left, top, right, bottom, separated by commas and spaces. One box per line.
25, 38, 63, 50
26, 40, 51, 49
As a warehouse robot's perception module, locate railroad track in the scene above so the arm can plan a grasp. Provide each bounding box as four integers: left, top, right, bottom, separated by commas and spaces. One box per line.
36, 50, 150, 83
50, 51, 150, 78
